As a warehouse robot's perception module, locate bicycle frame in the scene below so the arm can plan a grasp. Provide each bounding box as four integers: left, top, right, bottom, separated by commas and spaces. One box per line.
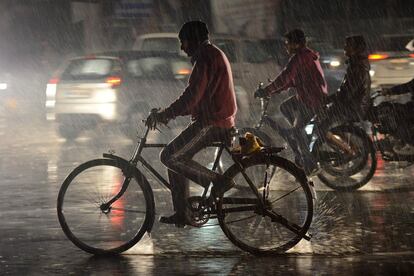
103, 124, 267, 211
98, 123, 311, 240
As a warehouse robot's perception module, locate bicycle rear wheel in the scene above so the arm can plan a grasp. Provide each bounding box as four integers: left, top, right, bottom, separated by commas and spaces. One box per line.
315, 125, 377, 191
217, 154, 313, 255
57, 159, 154, 255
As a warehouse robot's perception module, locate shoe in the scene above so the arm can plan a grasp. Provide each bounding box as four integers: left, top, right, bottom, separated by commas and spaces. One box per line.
393, 143, 414, 156
212, 177, 235, 196
159, 213, 186, 228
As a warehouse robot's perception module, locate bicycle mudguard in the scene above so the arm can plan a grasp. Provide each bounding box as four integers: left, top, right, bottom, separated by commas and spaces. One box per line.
260, 146, 285, 155
103, 153, 130, 165
102, 153, 156, 234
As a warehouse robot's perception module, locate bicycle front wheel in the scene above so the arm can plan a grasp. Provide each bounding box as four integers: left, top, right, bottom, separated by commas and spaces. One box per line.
57, 159, 154, 255
217, 154, 313, 255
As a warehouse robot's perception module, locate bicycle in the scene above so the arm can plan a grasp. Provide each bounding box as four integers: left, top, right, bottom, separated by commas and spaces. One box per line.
240, 85, 377, 191
57, 109, 314, 255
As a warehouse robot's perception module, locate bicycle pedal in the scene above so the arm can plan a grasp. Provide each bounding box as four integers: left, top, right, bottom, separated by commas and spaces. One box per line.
303, 233, 312, 241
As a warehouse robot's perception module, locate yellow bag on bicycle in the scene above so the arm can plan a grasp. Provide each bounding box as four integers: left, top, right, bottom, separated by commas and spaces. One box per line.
231, 132, 264, 155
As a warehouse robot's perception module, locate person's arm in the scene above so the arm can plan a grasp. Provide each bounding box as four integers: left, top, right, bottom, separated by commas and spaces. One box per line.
163, 59, 209, 119
263, 55, 298, 95
389, 78, 414, 95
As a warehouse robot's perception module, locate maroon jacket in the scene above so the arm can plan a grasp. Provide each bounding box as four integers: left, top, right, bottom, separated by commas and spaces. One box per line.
164, 41, 237, 128
265, 47, 328, 109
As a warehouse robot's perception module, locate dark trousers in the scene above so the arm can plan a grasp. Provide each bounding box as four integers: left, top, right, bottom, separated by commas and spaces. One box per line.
396, 102, 414, 144
279, 95, 317, 166
160, 121, 231, 217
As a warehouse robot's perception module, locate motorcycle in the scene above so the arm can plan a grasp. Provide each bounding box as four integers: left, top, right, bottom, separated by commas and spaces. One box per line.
368, 91, 414, 163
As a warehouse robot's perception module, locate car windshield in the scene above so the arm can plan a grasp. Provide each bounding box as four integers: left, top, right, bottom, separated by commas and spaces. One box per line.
141, 38, 180, 53
127, 56, 191, 79
373, 36, 414, 52
61, 58, 117, 80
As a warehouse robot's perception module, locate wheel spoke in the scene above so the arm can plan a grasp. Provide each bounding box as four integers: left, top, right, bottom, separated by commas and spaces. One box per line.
270, 185, 301, 204
111, 207, 147, 214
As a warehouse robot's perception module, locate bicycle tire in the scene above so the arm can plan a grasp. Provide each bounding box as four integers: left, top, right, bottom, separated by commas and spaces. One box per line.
57, 158, 155, 255
315, 125, 377, 191
217, 153, 313, 255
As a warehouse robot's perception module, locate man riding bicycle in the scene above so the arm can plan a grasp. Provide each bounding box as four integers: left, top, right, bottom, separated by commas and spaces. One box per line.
255, 29, 328, 175
145, 20, 237, 227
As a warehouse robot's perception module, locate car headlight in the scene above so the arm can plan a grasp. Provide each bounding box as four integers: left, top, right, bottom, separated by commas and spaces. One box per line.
0, 82, 8, 90
329, 60, 341, 67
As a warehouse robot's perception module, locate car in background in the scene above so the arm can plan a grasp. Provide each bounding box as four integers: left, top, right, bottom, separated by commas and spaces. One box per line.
133, 33, 281, 123
0, 63, 47, 120
46, 51, 192, 140
133, 33, 182, 55
369, 34, 414, 90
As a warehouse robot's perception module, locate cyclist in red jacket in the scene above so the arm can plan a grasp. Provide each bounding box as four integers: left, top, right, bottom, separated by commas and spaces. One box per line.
146, 21, 237, 227
255, 29, 328, 175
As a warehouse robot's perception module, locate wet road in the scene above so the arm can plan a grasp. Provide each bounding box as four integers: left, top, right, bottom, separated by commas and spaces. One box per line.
0, 116, 413, 275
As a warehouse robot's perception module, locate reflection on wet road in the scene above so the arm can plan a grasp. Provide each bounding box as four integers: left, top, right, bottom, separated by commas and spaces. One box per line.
0, 119, 413, 274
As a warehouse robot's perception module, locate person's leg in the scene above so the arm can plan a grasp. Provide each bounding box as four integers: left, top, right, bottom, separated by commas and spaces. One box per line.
291, 103, 318, 174
160, 122, 230, 223
160, 122, 202, 222
279, 96, 305, 166
396, 102, 414, 145
165, 125, 230, 187
280, 95, 298, 126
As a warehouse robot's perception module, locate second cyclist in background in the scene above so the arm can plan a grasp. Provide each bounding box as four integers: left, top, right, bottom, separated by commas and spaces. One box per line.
255, 29, 328, 175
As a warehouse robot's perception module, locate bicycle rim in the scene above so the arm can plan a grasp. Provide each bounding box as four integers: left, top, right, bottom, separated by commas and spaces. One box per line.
57, 159, 154, 254
317, 128, 377, 190
217, 155, 313, 255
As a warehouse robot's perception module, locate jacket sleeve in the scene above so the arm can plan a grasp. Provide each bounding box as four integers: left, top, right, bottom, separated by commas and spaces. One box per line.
163, 59, 209, 118
264, 55, 298, 95
390, 78, 414, 95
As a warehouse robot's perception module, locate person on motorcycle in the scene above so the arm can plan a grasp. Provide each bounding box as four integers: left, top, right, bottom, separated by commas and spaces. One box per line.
145, 20, 237, 227
381, 78, 414, 152
328, 35, 371, 122
315, 35, 372, 158
255, 29, 328, 175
